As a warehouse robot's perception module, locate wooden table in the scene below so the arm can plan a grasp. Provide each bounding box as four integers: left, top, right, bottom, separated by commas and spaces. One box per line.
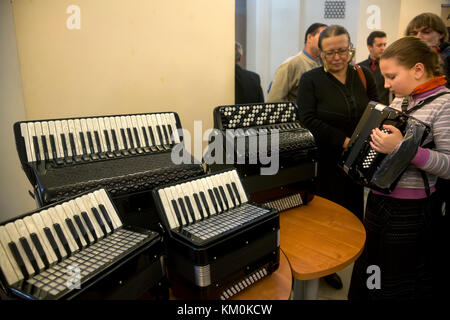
280, 196, 366, 299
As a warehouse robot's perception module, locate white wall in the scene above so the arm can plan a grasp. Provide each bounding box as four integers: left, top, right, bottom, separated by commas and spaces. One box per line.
0, 0, 37, 222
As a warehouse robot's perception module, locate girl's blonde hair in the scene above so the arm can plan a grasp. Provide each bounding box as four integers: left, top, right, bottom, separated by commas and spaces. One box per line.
381, 36, 443, 77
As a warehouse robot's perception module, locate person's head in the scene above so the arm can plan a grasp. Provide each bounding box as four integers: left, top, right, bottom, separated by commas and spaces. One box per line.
366, 31, 387, 60
304, 23, 327, 58
405, 12, 448, 47
318, 25, 354, 73
380, 36, 443, 97
235, 41, 243, 65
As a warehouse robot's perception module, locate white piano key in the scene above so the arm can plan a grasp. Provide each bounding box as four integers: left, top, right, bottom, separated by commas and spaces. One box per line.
167, 186, 187, 226
97, 117, 111, 152
0, 241, 20, 285
20, 123, 33, 162
48, 121, 63, 159
29, 213, 58, 264
27, 122, 37, 162
198, 178, 217, 215
79, 118, 91, 154
136, 115, 149, 147
14, 219, 45, 271
184, 182, 202, 221
68, 119, 82, 156
113, 117, 125, 150
39, 209, 68, 259
158, 189, 179, 229
131, 115, 145, 148
86, 118, 99, 153
158, 113, 171, 144
54, 120, 67, 158
60, 120, 73, 157
75, 196, 104, 239
147, 115, 161, 146
87, 193, 112, 234
155, 114, 168, 145
175, 185, 193, 224
92, 118, 107, 153
61, 203, 88, 247
33, 122, 46, 162
166, 113, 180, 143
52, 205, 79, 253
67, 200, 95, 243
141, 115, 154, 146
4, 222, 35, 277
0, 226, 24, 282
93, 189, 122, 230
119, 116, 131, 148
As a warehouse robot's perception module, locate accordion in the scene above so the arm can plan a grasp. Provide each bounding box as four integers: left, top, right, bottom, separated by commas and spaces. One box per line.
340, 101, 430, 193
0, 188, 166, 300
209, 102, 317, 212
152, 169, 280, 300
13, 112, 205, 229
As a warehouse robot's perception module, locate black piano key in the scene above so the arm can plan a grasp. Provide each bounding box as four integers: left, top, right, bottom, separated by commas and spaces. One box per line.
30, 233, 49, 269
218, 186, 229, 211
126, 128, 135, 149
207, 189, 219, 214
19, 237, 40, 274
156, 126, 164, 145
94, 131, 102, 152
41, 136, 50, 162
79, 132, 88, 155
81, 211, 97, 241
171, 200, 184, 227
199, 192, 211, 217
226, 184, 237, 207
120, 129, 128, 149
148, 127, 157, 146
141, 127, 150, 148
8, 242, 29, 279
162, 125, 170, 144
111, 130, 120, 151
184, 196, 196, 222
168, 125, 174, 144
65, 218, 83, 249
91, 207, 107, 235
73, 215, 90, 245
69, 133, 77, 157
177, 198, 190, 225
133, 128, 141, 147
43, 227, 62, 262
193, 193, 205, 219
213, 187, 225, 212
98, 204, 114, 231
49, 135, 59, 161
231, 182, 242, 205
86, 132, 95, 154
53, 223, 71, 256
103, 130, 112, 152
32, 136, 41, 163
60, 134, 69, 159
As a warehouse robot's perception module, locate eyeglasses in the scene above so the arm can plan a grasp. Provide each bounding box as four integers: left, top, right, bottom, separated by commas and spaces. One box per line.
322, 48, 352, 58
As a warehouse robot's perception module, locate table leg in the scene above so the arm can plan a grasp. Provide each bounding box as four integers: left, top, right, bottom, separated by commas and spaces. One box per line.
291, 278, 319, 300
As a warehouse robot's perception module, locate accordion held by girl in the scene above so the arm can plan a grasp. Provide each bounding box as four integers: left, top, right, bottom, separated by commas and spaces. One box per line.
339, 101, 430, 193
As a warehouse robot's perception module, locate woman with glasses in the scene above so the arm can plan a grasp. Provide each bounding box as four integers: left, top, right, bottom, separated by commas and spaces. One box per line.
296, 25, 378, 290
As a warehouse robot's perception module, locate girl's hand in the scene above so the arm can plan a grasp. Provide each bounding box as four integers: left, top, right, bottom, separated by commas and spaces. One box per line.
369, 125, 403, 154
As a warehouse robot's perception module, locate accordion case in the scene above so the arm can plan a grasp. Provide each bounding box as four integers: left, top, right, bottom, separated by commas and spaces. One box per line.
210, 102, 317, 212
13, 112, 204, 206
340, 102, 430, 193
0, 188, 166, 300
152, 169, 280, 300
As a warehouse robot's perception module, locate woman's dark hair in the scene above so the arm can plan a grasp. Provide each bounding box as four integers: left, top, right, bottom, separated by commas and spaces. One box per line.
381, 36, 443, 77
318, 25, 352, 50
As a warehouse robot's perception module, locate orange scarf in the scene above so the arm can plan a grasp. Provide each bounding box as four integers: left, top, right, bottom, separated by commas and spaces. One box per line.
411, 75, 447, 95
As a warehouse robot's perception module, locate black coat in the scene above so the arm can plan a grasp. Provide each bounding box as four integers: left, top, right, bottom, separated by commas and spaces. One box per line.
235, 65, 264, 104
359, 57, 390, 105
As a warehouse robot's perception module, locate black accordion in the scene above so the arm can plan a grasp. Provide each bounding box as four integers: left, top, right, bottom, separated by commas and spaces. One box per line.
152, 169, 280, 300
0, 188, 166, 300
13, 112, 205, 229
340, 101, 430, 193
209, 102, 317, 212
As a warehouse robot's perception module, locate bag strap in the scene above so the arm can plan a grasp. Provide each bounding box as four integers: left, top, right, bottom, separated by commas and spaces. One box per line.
404, 91, 450, 114
354, 65, 367, 91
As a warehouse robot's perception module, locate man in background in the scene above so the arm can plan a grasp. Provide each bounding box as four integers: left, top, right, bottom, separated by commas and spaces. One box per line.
267, 23, 327, 102
235, 41, 264, 104
358, 31, 391, 105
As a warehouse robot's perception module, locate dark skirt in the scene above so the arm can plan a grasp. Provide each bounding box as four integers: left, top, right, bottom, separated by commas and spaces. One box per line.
348, 192, 445, 300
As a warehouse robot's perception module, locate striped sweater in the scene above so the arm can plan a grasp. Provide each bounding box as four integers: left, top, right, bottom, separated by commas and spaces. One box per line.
373, 86, 450, 199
